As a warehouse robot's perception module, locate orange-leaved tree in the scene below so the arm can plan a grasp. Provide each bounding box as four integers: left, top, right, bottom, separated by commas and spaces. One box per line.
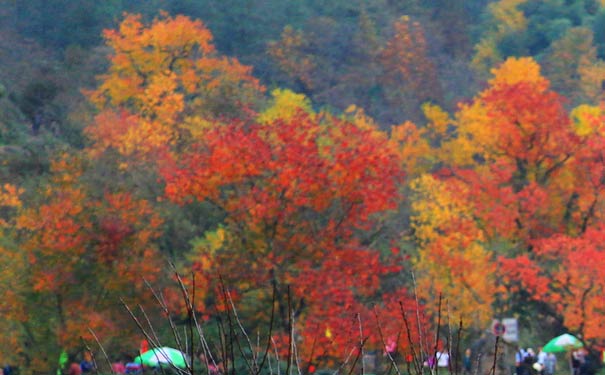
440, 57, 580, 245
14, 154, 166, 371
498, 104, 605, 344
161, 103, 417, 364
0, 184, 27, 367
498, 226, 605, 345
409, 57, 583, 328
86, 12, 264, 159
378, 15, 442, 123
517, 228, 605, 344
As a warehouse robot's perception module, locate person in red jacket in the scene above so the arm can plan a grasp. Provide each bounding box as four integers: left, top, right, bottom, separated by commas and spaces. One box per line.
68, 362, 82, 375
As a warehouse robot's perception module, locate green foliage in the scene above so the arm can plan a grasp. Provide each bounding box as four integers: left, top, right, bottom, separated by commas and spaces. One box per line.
18, 80, 58, 120
594, 9, 605, 58
158, 201, 226, 260
521, 0, 596, 53
473, 0, 604, 81
542, 27, 595, 103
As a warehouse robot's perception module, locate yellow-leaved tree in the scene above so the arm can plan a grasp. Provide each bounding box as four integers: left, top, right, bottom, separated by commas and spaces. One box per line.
410, 174, 496, 328
86, 12, 264, 159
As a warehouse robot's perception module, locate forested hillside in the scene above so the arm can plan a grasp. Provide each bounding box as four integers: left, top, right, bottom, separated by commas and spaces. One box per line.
1, 1, 605, 374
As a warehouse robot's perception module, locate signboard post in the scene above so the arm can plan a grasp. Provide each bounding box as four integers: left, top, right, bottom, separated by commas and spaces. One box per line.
502, 318, 518, 343
492, 319, 505, 336
491, 318, 518, 342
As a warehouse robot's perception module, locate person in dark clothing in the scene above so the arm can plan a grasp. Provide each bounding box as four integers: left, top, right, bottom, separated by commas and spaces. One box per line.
572, 354, 581, 375
516, 347, 528, 375
463, 348, 472, 375
579, 353, 597, 375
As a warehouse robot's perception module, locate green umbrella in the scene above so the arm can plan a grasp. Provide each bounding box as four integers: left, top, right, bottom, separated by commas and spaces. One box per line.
134, 347, 188, 369
543, 333, 584, 353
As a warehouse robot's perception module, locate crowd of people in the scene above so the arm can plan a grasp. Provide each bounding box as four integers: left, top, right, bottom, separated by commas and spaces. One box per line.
60, 350, 222, 375
1, 340, 592, 375
515, 347, 557, 375
515, 346, 597, 375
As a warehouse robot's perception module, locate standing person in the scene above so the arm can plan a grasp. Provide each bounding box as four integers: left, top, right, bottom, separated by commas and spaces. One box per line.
572, 350, 584, 375
579, 351, 596, 375
516, 347, 528, 375
544, 353, 556, 375
58, 350, 69, 375
425, 355, 436, 371
437, 350, 450, 373
69, 362, 82, 375
124, 362, 142, 374
199, 352, 221, 375
525, 348, 537, 375
463, 348, 472, 375
139, 340, 149, 355
111, 359, 126, 374
80, 351, 94, 374
536, 347, 547, 375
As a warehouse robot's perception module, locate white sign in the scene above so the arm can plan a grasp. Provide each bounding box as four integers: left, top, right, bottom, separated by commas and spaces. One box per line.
502, 318, 518, 342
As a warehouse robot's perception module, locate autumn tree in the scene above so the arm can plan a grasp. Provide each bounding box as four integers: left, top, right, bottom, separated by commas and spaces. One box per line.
267, 25, 316, 96
0, 184, 27, 368
407, 55, 605, 345
86, 12, 264, 159
83, 12, 267, 270
14, 154, 166, 371
268, 10, 449, 126
378, 16, 442, 124
408, 57, 586, 329
532, 229, 605, 342
497, 103, 605, 342
161, 97, 416, 363
86, 12, 425, 362
410, 174, 496, 329
543, 27, 599, 104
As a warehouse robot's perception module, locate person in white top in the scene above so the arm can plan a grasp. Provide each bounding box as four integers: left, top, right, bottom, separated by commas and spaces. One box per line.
437, 350, 450, 370
536, 347, 547, 374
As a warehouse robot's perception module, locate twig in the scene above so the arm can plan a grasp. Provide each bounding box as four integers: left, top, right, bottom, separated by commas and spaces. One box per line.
454, 319, 463, 375
489, 336, 500, 375
218, 276, 238, 375
290, 320, 303, 375
171, 264, 195, 374
271, 336, 281, 375
332, 341, 364, 375
357, 313, 365, 375
119, 298, 160, 351
225, 288, 257, 374
136, 303, 162, 350
144, 278, 185, 353
373, 306, 402, 375
345, 336, 369, 375
285, 285, 293, 375
433, 293, 443, 375
411, 272, 428, 361
399, 302, 422, 375
86, 329, 113, 373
